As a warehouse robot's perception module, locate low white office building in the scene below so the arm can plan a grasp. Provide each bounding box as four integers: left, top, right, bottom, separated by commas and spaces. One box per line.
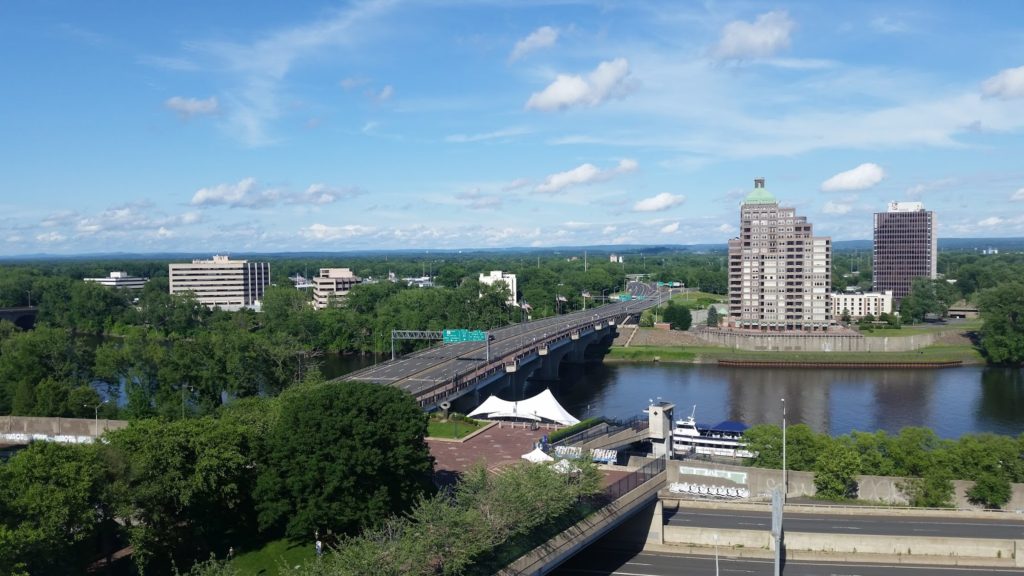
84, 271, 148, 289
478, 270, 518, 306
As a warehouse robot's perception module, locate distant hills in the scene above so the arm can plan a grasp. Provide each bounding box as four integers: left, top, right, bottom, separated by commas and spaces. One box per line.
1, 237, 1021, 261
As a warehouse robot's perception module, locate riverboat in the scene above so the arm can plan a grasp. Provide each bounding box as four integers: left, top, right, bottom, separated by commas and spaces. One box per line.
672, 406, 754, 458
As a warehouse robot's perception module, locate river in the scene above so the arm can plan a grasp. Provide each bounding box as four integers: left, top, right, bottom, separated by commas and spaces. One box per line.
324, 356, 1024, 439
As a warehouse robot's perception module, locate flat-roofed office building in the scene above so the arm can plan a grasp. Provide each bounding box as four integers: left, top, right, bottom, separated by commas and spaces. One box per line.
312, 268, 362, 309
84, 271, 148, 289
727, 178, 832, 331
873, 201, 936, 306
168, 255, 269, 310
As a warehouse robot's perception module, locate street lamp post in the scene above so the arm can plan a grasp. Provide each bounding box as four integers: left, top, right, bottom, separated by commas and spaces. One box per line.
85, 399, 109, 437
181, 385, 194, 420
713, 532, 719, 576
781, 397, 787, 501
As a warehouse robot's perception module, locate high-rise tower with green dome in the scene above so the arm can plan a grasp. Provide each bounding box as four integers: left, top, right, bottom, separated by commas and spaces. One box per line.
726, 178, 832, 331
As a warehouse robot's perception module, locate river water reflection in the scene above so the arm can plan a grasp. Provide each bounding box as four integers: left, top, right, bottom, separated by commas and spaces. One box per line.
322, 355, 1023, 438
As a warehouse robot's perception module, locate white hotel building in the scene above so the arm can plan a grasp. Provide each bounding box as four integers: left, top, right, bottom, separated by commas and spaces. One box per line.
830, 291, 893, 320
312, 268, 362, 309
168, 255, 270, 311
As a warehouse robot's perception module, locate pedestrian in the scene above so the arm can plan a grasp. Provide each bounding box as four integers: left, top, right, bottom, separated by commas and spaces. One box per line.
228, 546, 234, 560
315, 539, 323, 558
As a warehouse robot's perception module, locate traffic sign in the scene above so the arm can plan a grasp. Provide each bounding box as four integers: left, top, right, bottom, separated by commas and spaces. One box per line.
443, 329, 488, 343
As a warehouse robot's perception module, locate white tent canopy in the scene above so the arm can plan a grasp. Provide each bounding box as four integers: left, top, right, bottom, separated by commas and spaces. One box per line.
521, 446, 555, 463
468, 388, 580, 427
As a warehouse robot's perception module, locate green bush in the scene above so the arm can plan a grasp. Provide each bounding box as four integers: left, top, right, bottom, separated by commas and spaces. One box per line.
548, 417, 604, 443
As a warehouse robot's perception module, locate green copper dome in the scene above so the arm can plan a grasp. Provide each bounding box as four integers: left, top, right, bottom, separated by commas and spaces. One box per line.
744, 178, 776, 204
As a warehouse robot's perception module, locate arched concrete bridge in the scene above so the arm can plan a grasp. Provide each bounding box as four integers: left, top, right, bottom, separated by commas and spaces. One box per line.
335, 297, 660, 410
0, 306, 38, 330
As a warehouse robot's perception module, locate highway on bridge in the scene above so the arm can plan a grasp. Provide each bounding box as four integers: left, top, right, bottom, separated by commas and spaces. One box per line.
554, 549, 1024, 576
339, 282, 663, 403
666, 506, 1024, 540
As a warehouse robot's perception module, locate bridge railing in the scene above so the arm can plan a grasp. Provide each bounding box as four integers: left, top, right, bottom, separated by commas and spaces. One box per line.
604, 457, 666, 501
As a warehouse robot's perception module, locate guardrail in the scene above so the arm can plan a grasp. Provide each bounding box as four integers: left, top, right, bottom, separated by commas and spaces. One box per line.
605, 458, 665, 500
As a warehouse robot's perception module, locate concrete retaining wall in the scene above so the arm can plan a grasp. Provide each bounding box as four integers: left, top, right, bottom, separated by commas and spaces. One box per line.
664, 526, 1021, 565
691, 327, 938, 353
668, 461, 1024, 510
1, 416, 127, 438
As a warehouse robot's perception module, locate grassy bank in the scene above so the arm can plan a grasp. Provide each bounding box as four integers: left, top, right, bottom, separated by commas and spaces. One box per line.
231, 538, 311, 575
606, 343, 984, 365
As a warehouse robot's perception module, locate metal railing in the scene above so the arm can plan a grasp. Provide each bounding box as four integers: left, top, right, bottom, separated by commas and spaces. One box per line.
605, 458, 666, 501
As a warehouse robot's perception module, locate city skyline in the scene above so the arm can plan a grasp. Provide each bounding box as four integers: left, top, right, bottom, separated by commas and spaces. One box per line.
4, 1, 1024, 256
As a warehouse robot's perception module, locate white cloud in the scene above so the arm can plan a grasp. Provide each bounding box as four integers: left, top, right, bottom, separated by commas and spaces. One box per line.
821, 163, 886, 191
526, 58, 633, 111
562, 221, 590, 230
191, 178, 359, 208
36, 231, 66, 243
375, 85, 394, 101
534, 158, 637, 193
978, 216, 1003, 227
179, 211, 202, 224
446, 127, 530, 143
502, 178, 531, 191
454, 189, 502, 210
191, 178, 259, 207
165, 96, 219, 119
293, 184, 362, 205
1012, 188, 1024, 201
300, 223, 376, 241
339, 77, 370, 90
188, 1, 392, 146
714, 11, 794, 60
602, 225, 617, 234
660, 222, 680, 234
509, 26, 559, 62
982, 65, 1024, 99
717, 223, 736, 234
823, 201, 853, 214
633, 192, 685, 212
870, 17, 909, 34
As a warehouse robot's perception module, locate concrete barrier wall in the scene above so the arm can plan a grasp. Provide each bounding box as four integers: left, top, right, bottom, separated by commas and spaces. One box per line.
668, 461, 1024, 510
664, 526, 771, 549
691, 327, 938, 353
0, 416, 128, 437
664, 526, 1018, 562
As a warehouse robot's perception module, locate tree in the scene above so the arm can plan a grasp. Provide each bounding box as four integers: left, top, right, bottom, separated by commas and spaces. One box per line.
254, 382, 435, 540
0, 442, 110, 575
813, 440, 862, 500
977, 281, 1024, 365
662, 302, 692, 331
706, 305, 719, 327
899, 468, 954, 508
967, 472, 1012, 509
900, 278, 958, 323
742, 424, 782, 469
106, 417, 257, 574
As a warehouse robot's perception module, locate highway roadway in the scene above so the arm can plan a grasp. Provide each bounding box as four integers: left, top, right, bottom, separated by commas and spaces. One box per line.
553, 549, 1024, 576
340, 281, 664, 401
666, 507, 1024, 540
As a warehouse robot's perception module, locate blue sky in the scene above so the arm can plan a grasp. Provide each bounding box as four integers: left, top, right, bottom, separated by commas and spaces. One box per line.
3, 0, 1024, 255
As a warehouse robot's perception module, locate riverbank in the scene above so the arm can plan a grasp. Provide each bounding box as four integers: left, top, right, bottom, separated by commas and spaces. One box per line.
606, 326, 985, 366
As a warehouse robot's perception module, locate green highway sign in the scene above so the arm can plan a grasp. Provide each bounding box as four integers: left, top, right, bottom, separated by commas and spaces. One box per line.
443, 329, 488, 343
